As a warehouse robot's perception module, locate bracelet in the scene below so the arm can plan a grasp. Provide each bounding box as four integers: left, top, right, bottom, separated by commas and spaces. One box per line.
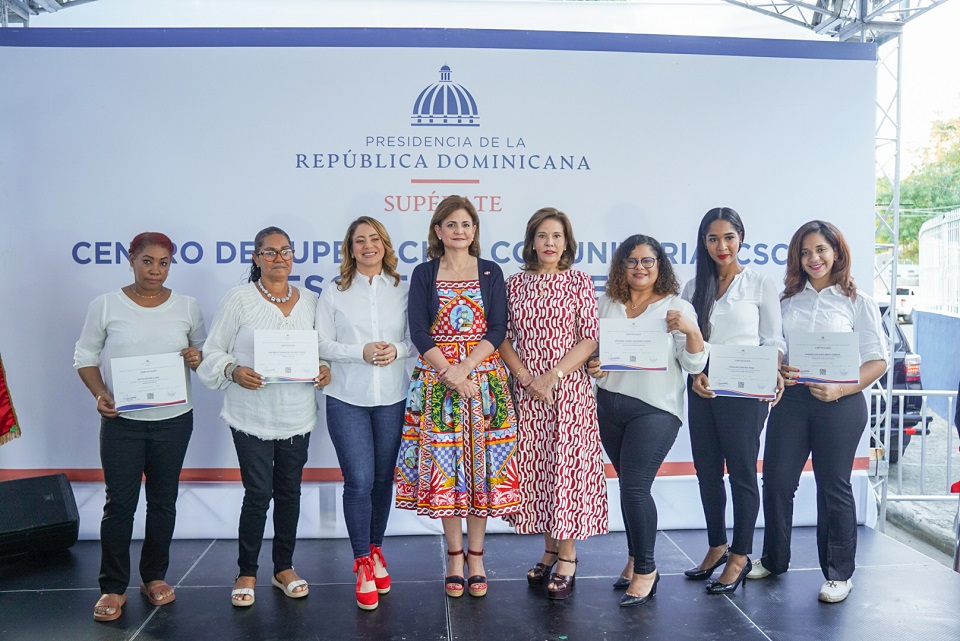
95, 392, 107, 403
224, 362, 239, 382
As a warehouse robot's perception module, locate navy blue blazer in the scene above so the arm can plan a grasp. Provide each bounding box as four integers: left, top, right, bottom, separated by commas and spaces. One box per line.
407, 257, 507, 357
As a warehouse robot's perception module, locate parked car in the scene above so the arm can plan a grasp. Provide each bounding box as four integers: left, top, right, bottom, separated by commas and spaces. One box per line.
869, 304, 930, 464
895, 286, 917, 323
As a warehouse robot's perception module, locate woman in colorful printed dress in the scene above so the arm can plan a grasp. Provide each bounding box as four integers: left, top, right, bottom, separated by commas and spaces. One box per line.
395, 195, 520, 599
499, 207, 606, 600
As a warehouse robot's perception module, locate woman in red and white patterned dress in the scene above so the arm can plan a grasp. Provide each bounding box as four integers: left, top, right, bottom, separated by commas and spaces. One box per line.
500, 207, 607, 600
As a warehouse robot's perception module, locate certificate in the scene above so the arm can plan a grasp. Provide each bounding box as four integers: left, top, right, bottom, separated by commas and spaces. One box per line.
254, 330, 320, 383
708, 345, 779, 400
789, 332, 860, 384
111, 352, 188, 412
599, 318, 672, 371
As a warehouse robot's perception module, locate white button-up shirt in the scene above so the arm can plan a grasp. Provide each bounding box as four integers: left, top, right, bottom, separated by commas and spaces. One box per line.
681, 267, 786, 354
781, 282, 889, 367
316, 272, 412, 407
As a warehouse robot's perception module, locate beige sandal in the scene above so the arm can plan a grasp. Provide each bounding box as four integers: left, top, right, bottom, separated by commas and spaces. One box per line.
231, 576, 256, 607
93, 593, 126, 622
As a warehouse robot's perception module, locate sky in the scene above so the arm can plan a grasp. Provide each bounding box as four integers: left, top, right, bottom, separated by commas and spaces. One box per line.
21, 0, 960, 174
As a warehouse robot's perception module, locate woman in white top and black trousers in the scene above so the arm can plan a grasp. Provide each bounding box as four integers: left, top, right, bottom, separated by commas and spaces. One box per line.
749, 220, 888, 604
681, 208, 785, 593
586, 234, 707, 607
316, 216, 411, 611
75, 232, 206, 622
198, 226, 331, 607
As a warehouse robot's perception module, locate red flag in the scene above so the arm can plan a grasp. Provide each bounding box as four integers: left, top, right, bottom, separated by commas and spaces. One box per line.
0, 354, 21, 446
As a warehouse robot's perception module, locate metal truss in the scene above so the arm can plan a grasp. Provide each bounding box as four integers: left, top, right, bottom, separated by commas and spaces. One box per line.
720, 0, 956, 530
721, 0, 951, 44
0, 0, 98, 27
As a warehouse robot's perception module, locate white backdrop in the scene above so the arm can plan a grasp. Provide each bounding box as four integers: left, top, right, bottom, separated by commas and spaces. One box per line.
0, 28, 878, 538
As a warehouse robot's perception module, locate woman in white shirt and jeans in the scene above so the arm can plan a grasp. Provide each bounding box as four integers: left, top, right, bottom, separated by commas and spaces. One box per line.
749, 220, 888, 604
681, 208, 785, 594
316, 217, 411, 611
75, 232, 206, 622
198, 226, 330, 607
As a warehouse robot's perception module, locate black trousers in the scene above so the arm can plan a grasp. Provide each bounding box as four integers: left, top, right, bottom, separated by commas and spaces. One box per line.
231, 428, 310, 578
687, 381, 768, 556
597, 388, 680, 575
760, 385, 867, 581
99, 411, 193, 594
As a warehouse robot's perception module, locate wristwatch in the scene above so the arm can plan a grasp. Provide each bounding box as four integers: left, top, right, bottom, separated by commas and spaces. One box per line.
555, 368, 565, 379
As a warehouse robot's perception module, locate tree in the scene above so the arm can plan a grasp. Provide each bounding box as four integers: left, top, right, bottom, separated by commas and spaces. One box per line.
877, 116, 960, 261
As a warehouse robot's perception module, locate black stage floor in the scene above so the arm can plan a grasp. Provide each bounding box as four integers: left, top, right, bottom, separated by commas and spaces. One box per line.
1, 526, 958, 641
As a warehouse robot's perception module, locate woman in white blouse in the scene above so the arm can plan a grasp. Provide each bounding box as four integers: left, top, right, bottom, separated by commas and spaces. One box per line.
748, 220, 888, 604
198, 226, 330, 607
316, 217, 410, 611
681, 207, 785, 593
586, 234, 707, 607
75, 232, 206, 622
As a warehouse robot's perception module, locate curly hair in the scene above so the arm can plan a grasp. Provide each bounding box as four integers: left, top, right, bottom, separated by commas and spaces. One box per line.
337, 216, 401, 291
605, 234, 679, 304
781, 220, 857, 301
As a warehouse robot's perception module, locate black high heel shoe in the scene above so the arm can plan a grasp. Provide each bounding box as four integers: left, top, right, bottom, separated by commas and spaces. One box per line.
619, 572, 659, 607
612, 575, 631, 590
705, 559, 752, 594
683, 548, 730, 580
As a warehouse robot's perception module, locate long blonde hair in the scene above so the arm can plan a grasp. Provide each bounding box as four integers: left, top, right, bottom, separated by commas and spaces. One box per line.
338, 216, 401, 291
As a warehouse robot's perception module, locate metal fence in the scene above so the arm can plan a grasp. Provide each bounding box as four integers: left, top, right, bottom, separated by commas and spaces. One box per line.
869, 388, 959, 572
918, 210, 960, 316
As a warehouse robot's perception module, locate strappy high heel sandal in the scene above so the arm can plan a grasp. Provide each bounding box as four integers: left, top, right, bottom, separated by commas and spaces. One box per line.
444, 549, 466, 598
467, 549, 487, 597
527, 549, 559, 586
547, 557, 578, 600
369, 544, 391, 594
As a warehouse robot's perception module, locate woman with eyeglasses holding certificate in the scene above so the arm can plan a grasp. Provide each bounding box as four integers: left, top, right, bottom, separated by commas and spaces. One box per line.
749, 220, 887, 604
680, 207, 785, 594
198, 226, 330, 608
585, 234, 707, 607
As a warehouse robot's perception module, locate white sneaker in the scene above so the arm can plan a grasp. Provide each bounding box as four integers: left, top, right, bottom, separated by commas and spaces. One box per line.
746, 559, 772, 579
818, 579, 853, 603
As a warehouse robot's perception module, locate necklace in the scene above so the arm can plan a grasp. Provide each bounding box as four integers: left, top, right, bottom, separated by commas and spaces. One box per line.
257, 279, 292, 303
443, 258, 471, 281
133, 285, 164, 299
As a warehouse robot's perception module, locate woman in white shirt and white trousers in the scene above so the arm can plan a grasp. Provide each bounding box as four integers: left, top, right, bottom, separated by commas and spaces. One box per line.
748, 220, 888, 604
316, 216, 411, 612
681, 208, 785, 594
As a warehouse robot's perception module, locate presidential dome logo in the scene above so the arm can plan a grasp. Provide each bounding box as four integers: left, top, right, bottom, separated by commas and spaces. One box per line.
411, 66, 479, 127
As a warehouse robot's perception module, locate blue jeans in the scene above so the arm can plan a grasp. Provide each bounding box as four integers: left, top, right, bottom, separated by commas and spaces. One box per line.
326, 396, 405, 559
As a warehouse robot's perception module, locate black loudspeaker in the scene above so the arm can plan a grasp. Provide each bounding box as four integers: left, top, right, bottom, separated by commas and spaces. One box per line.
0, 473, 79, 557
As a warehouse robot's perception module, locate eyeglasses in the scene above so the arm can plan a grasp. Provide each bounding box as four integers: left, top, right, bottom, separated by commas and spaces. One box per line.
257, 249, 295, 261
624, 257, 657, 269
